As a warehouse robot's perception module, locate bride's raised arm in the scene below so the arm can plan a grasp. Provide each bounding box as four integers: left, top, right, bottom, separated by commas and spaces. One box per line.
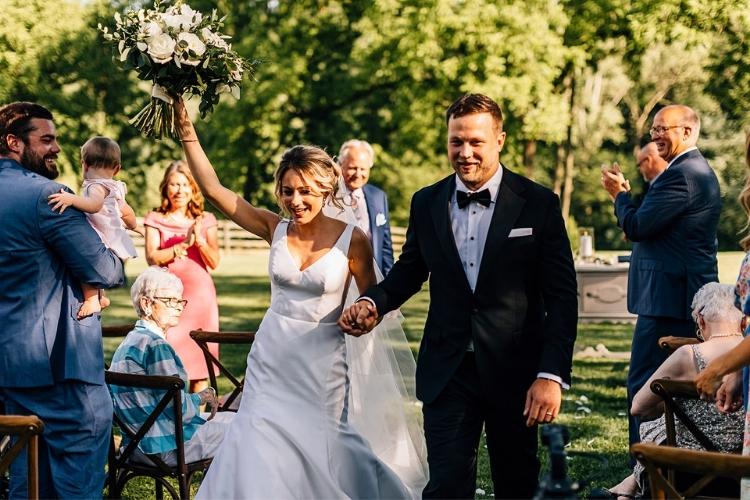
174, 98, 279, 243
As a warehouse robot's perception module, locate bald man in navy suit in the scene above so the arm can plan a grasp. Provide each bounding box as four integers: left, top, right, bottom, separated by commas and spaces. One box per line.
602, 105, 721, 450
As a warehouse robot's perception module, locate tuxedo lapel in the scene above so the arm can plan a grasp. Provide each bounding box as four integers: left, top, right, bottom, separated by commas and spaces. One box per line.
474, 168, 526, 294
430, 176, 472, 292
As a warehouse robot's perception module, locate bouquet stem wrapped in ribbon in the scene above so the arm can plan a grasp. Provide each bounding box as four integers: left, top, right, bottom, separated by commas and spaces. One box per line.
100, 0, 257, 139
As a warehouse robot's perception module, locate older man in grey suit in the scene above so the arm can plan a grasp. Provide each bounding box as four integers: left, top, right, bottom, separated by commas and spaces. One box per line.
0, 102, 124, 498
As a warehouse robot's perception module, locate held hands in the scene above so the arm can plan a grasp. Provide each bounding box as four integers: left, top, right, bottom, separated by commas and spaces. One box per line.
338, 300, 379, 337
714, 372, 744, 413
600, 162, 630, 201
695, 363, 742, 414
523, 378, 562, 427
694, 362, 724, 401
198, 387, 219, 421
48, 189, 76, 213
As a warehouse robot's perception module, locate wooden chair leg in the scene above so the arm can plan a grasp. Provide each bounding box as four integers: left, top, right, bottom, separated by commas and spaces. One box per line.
155, 479, 163, 500
27, 434, 39, 500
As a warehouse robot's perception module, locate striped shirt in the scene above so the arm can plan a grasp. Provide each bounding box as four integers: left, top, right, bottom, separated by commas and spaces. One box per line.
109, 320, 205, 454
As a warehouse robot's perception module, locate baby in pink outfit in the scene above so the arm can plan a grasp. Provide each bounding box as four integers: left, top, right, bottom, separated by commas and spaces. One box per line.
48, 136, 139, 318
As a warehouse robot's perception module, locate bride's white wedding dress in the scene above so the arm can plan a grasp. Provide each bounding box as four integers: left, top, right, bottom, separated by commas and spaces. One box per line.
196, 220, 425, 499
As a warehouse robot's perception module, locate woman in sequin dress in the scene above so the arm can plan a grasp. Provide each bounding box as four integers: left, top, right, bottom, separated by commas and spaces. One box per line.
608, 283, 744, 499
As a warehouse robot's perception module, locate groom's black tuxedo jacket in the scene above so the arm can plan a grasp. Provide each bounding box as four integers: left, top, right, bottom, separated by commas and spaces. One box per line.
366, 167, 578, 405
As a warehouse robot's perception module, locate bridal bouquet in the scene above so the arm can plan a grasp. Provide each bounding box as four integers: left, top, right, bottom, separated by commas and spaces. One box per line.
100, 1, 257, 139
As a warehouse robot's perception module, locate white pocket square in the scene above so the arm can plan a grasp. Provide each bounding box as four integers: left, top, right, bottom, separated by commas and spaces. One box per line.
508, 227, 533, 238
375, 213, 387, 227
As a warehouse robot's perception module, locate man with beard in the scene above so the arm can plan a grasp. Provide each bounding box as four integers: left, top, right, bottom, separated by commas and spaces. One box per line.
601, 105, 721, 451
0, 102, 124, 498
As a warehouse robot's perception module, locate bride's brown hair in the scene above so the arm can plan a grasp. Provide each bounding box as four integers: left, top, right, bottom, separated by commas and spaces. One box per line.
739, 133, 750, 250
274, 145, 343, 215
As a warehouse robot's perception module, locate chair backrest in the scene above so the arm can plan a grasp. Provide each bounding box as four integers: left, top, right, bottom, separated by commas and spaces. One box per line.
189, 330, 254, 411
105, 370, 191, 499
0, 415, 44, 500
657, 336, 700, 355
648, 378, 741, 498
649, 379, 718, 452
633, 442, 749, 499
102, 324, 134, 338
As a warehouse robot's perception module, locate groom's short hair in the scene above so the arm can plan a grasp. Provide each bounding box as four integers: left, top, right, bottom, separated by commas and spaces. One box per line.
0, 102, 54, 155
445, 94, 503, 133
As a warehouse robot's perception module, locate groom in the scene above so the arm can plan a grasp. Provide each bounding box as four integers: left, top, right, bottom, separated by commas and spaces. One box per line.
339, 94, 578, 498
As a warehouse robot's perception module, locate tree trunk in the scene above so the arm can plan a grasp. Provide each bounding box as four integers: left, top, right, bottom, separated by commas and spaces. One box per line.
553, 144, 565, 196
561, 70, 577, 223
523, 140, 537, 179
561, 146, 575, 223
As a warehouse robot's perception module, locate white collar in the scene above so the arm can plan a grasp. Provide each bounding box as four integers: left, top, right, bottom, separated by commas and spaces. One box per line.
666, 146, 698, 169
136, 318, 166, 339
454, 164, 504, 202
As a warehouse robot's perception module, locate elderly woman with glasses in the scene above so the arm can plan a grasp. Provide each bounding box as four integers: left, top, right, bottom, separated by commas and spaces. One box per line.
601, 282, 744, 499
109, 266, 233, 465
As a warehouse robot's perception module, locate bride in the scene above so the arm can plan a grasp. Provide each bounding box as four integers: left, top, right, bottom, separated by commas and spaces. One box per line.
174, 99, 428, 499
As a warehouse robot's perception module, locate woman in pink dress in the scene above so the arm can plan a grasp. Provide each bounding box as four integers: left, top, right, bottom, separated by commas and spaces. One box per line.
144, 160, 220, 393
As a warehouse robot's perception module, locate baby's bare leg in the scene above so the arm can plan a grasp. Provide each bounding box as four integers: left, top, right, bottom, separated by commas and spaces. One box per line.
79, 284, 102, 319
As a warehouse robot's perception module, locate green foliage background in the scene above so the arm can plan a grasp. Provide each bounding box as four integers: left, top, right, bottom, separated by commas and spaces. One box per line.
4, 0, 750, 249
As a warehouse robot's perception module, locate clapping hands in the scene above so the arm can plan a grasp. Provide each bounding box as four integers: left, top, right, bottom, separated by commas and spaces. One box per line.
338, 300, 379, 337
198, 386, 219, 421
600, 162, 630, 200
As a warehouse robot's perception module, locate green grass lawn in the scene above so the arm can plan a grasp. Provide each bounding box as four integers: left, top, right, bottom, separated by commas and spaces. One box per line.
101, 250, 743, 498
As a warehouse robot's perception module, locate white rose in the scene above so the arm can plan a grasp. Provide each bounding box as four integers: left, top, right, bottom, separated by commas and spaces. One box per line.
216, 83, 232, 95
201, 27, 228, 49
176, 32, 206, 66
161, 13, 190, 31
179, 5, 203, 26
140, 21, 162, 39
230, 68, 243, 81
147, 33, 176, 64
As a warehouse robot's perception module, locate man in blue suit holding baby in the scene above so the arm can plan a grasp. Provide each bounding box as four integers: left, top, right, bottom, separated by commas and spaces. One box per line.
0, 102, 124, 498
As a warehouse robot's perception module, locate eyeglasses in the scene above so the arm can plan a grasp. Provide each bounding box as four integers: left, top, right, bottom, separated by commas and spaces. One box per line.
649, 125, 685, 137
153, 297, 188, 309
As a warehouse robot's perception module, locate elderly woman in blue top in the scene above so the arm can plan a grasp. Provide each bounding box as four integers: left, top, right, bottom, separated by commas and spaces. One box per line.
109, 266, 233, 465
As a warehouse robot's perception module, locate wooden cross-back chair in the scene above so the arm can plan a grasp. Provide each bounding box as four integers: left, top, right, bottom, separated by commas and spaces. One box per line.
105, 370, 210, 500
632, 443, 749, 499
637, 378, 740, 498
0, 415, 44, 500
189, 330, 254, 412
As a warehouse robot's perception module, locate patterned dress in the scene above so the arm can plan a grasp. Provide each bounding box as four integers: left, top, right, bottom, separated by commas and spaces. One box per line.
735, 251, 750, 499
634, 344, 743, 494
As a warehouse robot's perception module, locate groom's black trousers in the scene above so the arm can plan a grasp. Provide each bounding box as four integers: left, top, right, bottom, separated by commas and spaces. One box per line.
422, 352, 539, 499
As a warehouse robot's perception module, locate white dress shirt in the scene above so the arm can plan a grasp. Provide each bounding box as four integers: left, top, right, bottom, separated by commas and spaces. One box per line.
451, 167, 503, 291
347, 187, 371, 238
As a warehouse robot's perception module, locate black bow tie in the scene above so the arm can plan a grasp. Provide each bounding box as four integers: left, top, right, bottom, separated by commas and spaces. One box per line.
456, 189, 491, 209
